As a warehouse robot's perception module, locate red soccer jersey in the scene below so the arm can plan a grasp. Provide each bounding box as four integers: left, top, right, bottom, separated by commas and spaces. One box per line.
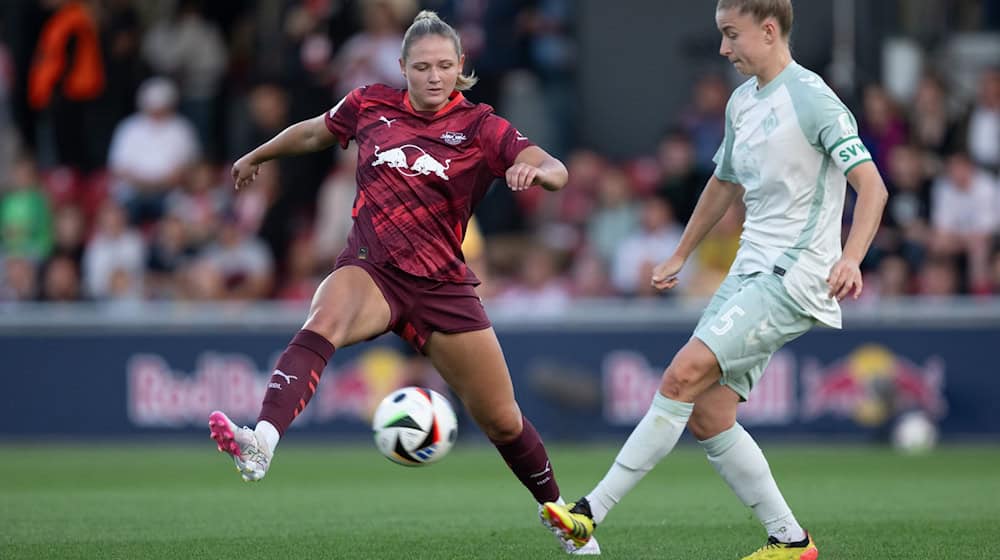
324, 84, 533, 284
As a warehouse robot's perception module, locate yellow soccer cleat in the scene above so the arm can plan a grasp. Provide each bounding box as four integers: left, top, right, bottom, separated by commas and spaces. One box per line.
741, 531, 818, 560
541, 500, 596, 548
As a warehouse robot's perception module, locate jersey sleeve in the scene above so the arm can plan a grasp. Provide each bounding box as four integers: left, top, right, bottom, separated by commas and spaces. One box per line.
813, 94, 873, 175
480, 114, 535, 177
324, 87, 365, 148
713, 97, 738, 183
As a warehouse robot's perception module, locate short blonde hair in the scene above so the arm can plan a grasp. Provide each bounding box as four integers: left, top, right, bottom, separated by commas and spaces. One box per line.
717, 0, 794, 38
401, 10, 477, 91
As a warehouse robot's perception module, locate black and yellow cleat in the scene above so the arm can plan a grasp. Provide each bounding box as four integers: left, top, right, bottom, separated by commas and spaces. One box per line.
541, 498, 596, 548
740, 531, 818, 560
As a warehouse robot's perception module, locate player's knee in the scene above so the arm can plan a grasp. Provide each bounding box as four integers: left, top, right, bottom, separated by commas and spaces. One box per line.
688, 408, 733, 441
661, 358, 711, 400
477, 409, 522, 442
303, 306, 354, 347
660, 374, 684, 400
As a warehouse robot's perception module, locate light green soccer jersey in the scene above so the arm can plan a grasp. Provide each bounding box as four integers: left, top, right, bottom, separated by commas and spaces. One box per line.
713, 61, 872, 328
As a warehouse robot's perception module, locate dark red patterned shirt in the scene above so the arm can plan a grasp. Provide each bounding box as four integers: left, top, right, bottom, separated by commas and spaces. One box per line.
324, 84, 533, 284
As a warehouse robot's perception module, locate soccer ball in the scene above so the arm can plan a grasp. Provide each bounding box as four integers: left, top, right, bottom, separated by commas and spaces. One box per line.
372, 387, 458, 466
891, 411, 938, 454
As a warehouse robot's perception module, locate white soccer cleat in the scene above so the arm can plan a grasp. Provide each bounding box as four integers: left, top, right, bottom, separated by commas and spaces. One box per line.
208, 410, 272, 482
569, 536, 601, 555
539, 504, 602, 555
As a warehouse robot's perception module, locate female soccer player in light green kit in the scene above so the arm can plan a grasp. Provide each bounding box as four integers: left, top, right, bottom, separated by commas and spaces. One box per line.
543, 1, 888, 558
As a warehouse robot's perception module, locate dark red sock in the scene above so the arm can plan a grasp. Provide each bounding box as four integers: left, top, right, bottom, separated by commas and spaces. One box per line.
491, 416, 561, 503
258, 329, 335, 435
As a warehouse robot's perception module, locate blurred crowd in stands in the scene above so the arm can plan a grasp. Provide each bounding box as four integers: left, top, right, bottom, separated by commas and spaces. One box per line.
1, 0, 999, 311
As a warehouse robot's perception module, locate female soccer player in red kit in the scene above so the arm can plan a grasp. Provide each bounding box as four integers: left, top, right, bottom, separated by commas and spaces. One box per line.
208, 11, 599, 555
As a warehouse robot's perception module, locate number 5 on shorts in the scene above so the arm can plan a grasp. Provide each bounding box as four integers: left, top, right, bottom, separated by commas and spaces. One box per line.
710, 305, 746, 336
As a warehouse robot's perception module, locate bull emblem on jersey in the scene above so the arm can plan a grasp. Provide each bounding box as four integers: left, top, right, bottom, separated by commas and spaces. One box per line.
411, 154, 451, 180
371, 144, 451, 181
372, 145, 408, 169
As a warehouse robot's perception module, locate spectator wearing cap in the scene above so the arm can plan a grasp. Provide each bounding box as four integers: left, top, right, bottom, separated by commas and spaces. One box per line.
107, 77, 200, 225
141, 0, 228, 155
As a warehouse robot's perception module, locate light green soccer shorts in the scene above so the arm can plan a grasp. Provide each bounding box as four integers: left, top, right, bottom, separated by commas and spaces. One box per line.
693, 273, 817, 400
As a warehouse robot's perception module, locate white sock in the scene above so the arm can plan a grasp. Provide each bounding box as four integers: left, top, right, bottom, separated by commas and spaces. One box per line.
586, 392, 692, 525
255, 420, 280, 456
699, 423, 806, 543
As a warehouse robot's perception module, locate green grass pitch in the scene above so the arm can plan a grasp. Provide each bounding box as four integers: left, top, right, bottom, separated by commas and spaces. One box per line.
2, 442, 999, 559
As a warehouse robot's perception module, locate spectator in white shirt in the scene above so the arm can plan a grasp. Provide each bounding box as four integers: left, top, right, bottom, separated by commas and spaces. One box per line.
612, 195, 684, 297
108, 77, 200, 224
929, 152, 998, 294
82, 200, 146, 299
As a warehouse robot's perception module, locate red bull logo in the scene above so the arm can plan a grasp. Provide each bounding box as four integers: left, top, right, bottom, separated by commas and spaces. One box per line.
128, 353, 265, 427
602, 351, 660, 425
601, 350, 796, 426
311, 347, 446, 421
126, 347, 431, 427
802, 344, 946, 427
372, 144, 451, 180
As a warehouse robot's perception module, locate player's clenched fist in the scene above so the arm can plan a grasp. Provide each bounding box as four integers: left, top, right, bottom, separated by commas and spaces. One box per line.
651, 254, 686, 291
505, 162, 542, 191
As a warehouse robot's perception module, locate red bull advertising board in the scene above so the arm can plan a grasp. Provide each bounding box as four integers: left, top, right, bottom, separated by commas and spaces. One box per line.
0, 323, 992, 439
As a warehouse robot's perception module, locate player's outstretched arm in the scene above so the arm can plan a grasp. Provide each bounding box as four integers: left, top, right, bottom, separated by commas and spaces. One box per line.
506, 146, 568, 192
676, 175, 743, 259
232, 113, 338, 189
652, 175, 741, 290
827, 161, 888, 300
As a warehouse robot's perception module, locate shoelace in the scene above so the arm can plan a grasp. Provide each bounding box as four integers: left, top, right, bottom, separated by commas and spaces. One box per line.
236, 430, 269, 465
756, 537, 783, 551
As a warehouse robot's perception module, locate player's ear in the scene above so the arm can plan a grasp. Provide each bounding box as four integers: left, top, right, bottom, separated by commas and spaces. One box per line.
762, 18, 777, 44
399, 58, 406, 79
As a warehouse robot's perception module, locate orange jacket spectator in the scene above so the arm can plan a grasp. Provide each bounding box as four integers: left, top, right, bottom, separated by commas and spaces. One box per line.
28, 1, 105, 110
